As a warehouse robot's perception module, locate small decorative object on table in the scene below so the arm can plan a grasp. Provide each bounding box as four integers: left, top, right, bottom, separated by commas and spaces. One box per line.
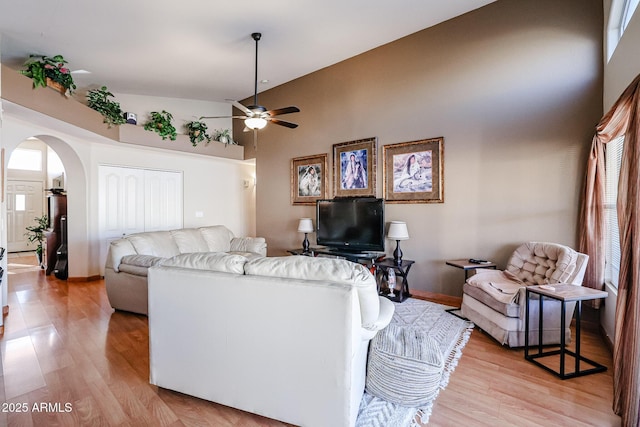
387, 221, 409, 265
376, 258, 414, 303
297, 218, 314, 253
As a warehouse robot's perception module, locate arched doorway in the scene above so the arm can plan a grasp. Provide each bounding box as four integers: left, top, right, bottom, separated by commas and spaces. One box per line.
2, 131, 89, 313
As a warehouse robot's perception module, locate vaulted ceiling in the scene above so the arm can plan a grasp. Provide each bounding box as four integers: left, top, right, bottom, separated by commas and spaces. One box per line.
0, 1, 496, 102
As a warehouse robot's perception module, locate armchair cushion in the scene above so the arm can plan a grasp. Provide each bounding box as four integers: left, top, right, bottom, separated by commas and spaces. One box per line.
506, 242, 578, 285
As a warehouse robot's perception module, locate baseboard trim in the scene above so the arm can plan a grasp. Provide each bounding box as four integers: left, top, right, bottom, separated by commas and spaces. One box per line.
68, 275, 102, 282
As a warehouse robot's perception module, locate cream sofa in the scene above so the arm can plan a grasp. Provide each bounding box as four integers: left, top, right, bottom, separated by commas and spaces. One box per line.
104, 225, 266, 314
148, 254, 395, 427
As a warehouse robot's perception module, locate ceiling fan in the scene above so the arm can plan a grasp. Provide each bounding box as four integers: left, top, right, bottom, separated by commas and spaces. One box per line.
201, 32, 300, 133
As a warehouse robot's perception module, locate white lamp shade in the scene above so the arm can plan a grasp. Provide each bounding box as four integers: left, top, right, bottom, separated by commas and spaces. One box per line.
244, 117, 268, 130
297, 218, 314, 233
387, 221, 409, 240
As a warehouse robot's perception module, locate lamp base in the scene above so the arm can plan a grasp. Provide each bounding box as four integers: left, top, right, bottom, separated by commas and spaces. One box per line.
302, 234, 310, 253
393, 240, 403, 265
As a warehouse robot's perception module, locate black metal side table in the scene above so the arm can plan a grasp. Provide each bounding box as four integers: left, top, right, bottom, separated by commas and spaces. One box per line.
525, 284, 608, 379
376, 259, 414, 303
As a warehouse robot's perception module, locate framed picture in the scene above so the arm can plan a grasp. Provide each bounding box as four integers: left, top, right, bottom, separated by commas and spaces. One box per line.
383, 137, 444, 203
333, 137, 377, 198
291, 153, 328, 205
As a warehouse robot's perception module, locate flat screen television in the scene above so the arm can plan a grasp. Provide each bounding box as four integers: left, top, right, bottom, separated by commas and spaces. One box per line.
316, 197, 385, 253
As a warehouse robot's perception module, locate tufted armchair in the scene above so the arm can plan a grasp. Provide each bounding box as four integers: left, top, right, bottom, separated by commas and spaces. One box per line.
460, 242, 588, 347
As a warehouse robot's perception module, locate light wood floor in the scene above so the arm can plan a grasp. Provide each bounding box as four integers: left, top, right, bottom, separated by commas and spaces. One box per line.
0, 255, 621, 426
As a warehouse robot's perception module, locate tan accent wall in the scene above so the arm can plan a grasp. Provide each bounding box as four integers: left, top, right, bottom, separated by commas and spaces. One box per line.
236, 0, 603, 296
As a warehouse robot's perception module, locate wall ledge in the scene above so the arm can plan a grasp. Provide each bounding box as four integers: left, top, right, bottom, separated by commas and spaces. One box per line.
1, 64, 244, 161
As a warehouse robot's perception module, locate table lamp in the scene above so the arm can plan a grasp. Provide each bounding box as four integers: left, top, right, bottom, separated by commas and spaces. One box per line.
297, 218, 314, 253
387, 221, 409, 265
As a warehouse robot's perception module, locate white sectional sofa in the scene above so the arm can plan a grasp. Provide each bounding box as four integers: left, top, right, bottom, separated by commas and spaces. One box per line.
148, 254, 395, 427
104, 225, 267, 314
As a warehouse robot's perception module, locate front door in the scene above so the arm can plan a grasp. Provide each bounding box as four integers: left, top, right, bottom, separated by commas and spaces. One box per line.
7, 180, 45, 252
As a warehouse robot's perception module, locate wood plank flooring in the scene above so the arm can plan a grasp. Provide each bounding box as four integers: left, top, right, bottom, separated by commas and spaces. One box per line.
0, 254, 621, 426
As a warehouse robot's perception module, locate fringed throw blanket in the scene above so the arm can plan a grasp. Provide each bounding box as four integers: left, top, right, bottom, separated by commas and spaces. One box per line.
356, 298, 474, 427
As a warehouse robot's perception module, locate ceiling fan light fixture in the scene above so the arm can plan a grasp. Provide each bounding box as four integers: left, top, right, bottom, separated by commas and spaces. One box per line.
245, 117, 268, 130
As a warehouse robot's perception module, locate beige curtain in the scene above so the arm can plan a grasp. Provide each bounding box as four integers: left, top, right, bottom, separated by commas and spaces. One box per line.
579, 72, 640, 426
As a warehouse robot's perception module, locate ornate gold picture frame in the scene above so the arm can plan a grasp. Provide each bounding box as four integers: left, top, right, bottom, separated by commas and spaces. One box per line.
383, 137, 444, 203
291, 153, 328, 205
333, 137, 377, 198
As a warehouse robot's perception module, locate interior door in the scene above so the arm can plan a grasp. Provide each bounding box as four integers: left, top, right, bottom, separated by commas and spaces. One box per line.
144, 169, 183, 232
6, 180, 44, 252
98, 165, 183, 274
98, 166, 146, 273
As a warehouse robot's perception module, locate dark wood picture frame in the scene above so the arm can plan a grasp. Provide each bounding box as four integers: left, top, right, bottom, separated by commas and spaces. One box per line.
383, 137, 444, 203
333, 137, 377, 198
291, 153, 328, 205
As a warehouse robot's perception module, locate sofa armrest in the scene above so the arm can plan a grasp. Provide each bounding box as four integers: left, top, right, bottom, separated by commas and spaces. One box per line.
362, 297, 395, 340
230, 237, 267, 256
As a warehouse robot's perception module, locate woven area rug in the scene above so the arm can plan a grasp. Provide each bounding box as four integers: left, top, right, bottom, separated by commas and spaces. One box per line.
355, 298, 474, 427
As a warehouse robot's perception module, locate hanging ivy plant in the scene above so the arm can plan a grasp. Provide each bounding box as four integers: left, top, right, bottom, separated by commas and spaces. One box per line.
143, 110, 177, 140
86, 86, 126, 127
184, 120, 211, 146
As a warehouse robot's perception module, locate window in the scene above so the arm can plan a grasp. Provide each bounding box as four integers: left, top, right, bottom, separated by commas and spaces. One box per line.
621, 0, 640, 37
607, 0, 640, 61
605, 136, 624, 288
7, 148, 43, 171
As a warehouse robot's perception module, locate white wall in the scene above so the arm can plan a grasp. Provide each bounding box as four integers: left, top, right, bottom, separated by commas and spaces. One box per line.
599, 0, 640, 344
1, 103, 256, 278
112, 93, 234, 139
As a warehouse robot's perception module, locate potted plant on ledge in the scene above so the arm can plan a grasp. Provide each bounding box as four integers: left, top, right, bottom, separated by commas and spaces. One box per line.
20, 54, 77, 96
25, 214, 49, 268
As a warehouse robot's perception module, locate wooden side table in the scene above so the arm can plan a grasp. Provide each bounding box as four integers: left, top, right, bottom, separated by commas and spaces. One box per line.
376, 259, 414, 303
525, 284, 608, 379
445, 259, 497, 280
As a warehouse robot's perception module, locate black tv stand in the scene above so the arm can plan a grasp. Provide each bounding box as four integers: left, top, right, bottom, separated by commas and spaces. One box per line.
288, 247, 385, 263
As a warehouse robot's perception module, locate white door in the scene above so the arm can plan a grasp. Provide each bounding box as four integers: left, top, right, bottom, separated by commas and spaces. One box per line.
144, 169, 183, 232
6, 180, 45, 252
98, 166, 146, 271
98, 165, 183, 274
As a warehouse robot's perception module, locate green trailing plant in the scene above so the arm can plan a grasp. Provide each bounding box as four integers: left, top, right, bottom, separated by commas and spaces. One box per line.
213, 128, 236, 146
20, 54, 77, 94
24, 214, 49, 256
87, 86, 126, 127
184, 120, 211, 146
143, 110, 177, 140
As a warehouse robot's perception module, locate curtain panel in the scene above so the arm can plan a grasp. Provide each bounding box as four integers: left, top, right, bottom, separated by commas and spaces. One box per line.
578, 72, 640, 426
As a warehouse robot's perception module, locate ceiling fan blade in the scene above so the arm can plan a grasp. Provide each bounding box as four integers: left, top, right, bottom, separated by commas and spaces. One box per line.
265, 106, 300, 117
269, 118, 299, 129
226, 99, 253, 115
200, 115, 247, 120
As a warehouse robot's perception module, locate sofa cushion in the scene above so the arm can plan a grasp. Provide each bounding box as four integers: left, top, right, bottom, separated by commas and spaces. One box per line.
230, 237, 267, 256
171, 229, 210, 253
127, 231, 181, 258
121, 254, 165, 268
244, 256, 379, 326
119, 264, 152, 277
161, 252, 247, 274
108, 238, 137, 272
198, 226, 233, 252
